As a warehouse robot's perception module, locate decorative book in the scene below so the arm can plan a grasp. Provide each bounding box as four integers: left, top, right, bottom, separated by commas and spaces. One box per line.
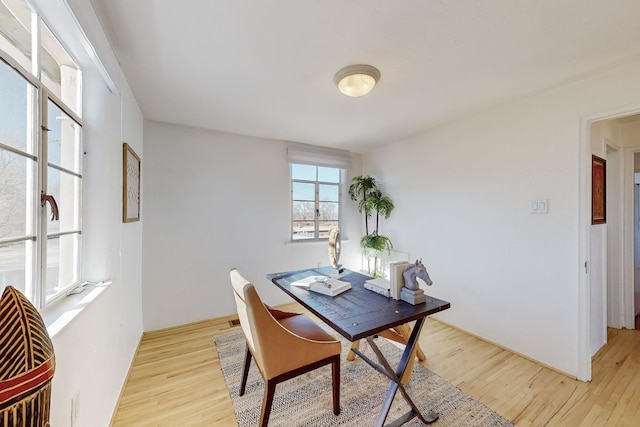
364, 278, 391, 298
389, 261, 410, 300
291, 276, 352, 296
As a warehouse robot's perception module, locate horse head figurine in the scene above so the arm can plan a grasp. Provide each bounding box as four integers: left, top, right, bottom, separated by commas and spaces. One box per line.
402, 259, 432, 290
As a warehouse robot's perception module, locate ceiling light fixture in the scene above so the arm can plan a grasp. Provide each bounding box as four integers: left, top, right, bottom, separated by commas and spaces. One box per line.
333, 64, 380, 97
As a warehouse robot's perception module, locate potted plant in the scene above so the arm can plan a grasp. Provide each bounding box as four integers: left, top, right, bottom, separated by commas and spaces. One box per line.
348, 175, 394, 276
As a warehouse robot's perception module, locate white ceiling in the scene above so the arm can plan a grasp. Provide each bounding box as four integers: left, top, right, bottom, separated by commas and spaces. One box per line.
90, 0, 640, 152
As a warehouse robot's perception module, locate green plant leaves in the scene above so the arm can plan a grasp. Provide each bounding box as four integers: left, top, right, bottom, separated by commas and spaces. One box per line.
360, 232, 393, 254
350, 175, 395, 276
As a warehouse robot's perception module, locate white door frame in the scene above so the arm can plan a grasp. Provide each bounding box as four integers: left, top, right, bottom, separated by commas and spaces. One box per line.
578, 104, 640, 382
578, 115, 592, 382
622, 146, 640, 328
606, 144, 624, 329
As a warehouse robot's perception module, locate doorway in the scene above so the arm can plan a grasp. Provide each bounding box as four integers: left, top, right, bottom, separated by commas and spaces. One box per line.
579, 111, 640, 381
587, 116, 640, 358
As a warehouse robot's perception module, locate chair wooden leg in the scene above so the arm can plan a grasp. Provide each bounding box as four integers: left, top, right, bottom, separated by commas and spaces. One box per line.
260, 379, 277, 427
393, 324, 421, 386
394, 324, 426, 361
400, 343, 419, 386
349, 324, 425, 365
347, 339, 360, 361
375, 325, 425, 385
332, 356, 341, 415
239, 346, 252, 396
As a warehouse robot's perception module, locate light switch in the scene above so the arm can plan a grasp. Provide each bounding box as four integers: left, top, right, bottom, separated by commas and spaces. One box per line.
538, 200, 548, 213
531, 199, 549, 214
530, 201, 539, 213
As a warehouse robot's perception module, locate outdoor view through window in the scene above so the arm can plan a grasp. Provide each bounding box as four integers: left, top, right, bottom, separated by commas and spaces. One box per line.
291, 163, 340, 240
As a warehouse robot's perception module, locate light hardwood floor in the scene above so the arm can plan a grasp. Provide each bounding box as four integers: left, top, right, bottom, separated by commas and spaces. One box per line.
110, 304, 640, 426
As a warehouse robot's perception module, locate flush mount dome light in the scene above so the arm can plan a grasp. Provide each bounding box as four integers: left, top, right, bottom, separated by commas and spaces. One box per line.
333, 64, 380, 97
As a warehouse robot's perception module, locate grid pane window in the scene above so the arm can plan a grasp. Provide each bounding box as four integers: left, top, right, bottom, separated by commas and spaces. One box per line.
45, 167, 81, 234
0, 240, 29, 296
0, 58, 37, 302
318, 166, 339, 183
291, 163, 340, 241
0, 56, 35, 154
41, 96, 83, 304
0, 3, 83, 309
47, 99, 81, 173
0, 150, 33, 238
45, 233, 79, 302
291, 163, 316, 181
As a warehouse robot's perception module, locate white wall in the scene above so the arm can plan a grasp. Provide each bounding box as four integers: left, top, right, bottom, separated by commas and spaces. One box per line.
34, 2, 145, 426
49, 66, 144, 427
362, 59, 640, 378
142, 121, 362, 331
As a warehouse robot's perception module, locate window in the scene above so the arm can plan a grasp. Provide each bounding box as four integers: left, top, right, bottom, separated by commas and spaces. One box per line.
291, 163, 340, 240
0, 0, 82, 309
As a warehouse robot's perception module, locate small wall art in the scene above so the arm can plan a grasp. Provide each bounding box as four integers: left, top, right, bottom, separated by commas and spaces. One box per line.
591, 155, 606, 225
123, 142, 141, 223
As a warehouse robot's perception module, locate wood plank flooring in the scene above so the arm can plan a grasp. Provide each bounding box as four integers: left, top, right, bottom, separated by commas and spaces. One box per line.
110, 304, 640, 426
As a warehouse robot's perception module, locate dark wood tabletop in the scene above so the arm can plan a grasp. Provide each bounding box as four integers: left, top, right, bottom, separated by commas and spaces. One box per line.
266, 267, 450, 342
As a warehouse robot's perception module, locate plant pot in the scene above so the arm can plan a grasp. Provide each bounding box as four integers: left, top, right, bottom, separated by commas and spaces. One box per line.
362, 249, 384, 277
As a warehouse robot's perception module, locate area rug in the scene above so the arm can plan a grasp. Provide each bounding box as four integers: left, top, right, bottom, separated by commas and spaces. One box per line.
214, 330, 514, 427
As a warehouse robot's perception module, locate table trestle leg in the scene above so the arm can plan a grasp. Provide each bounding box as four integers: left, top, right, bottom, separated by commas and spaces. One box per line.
360, 318, 439, 426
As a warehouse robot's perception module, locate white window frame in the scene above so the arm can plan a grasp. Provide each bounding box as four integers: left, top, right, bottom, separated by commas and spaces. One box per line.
290, 163, 341, 241
0, 5, 83, 309
288, 147, 351, 242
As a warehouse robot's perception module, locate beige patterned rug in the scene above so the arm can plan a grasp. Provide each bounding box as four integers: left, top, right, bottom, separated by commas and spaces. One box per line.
214, 330, 514, 427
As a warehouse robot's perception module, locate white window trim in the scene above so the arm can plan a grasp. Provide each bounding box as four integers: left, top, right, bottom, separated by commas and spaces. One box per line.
289, 146, 351, 242
0, 15, 84, 309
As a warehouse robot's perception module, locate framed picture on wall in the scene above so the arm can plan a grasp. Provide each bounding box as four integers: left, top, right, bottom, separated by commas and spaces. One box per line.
123, 142, 141, 223
592, 155, 606, 225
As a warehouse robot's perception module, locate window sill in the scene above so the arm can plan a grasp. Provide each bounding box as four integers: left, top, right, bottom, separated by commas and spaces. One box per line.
43, 281, 111, 339
285, 238, 350, 246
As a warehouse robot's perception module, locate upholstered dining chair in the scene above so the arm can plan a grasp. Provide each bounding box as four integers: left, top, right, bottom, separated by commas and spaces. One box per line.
229, 268, 341, 426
